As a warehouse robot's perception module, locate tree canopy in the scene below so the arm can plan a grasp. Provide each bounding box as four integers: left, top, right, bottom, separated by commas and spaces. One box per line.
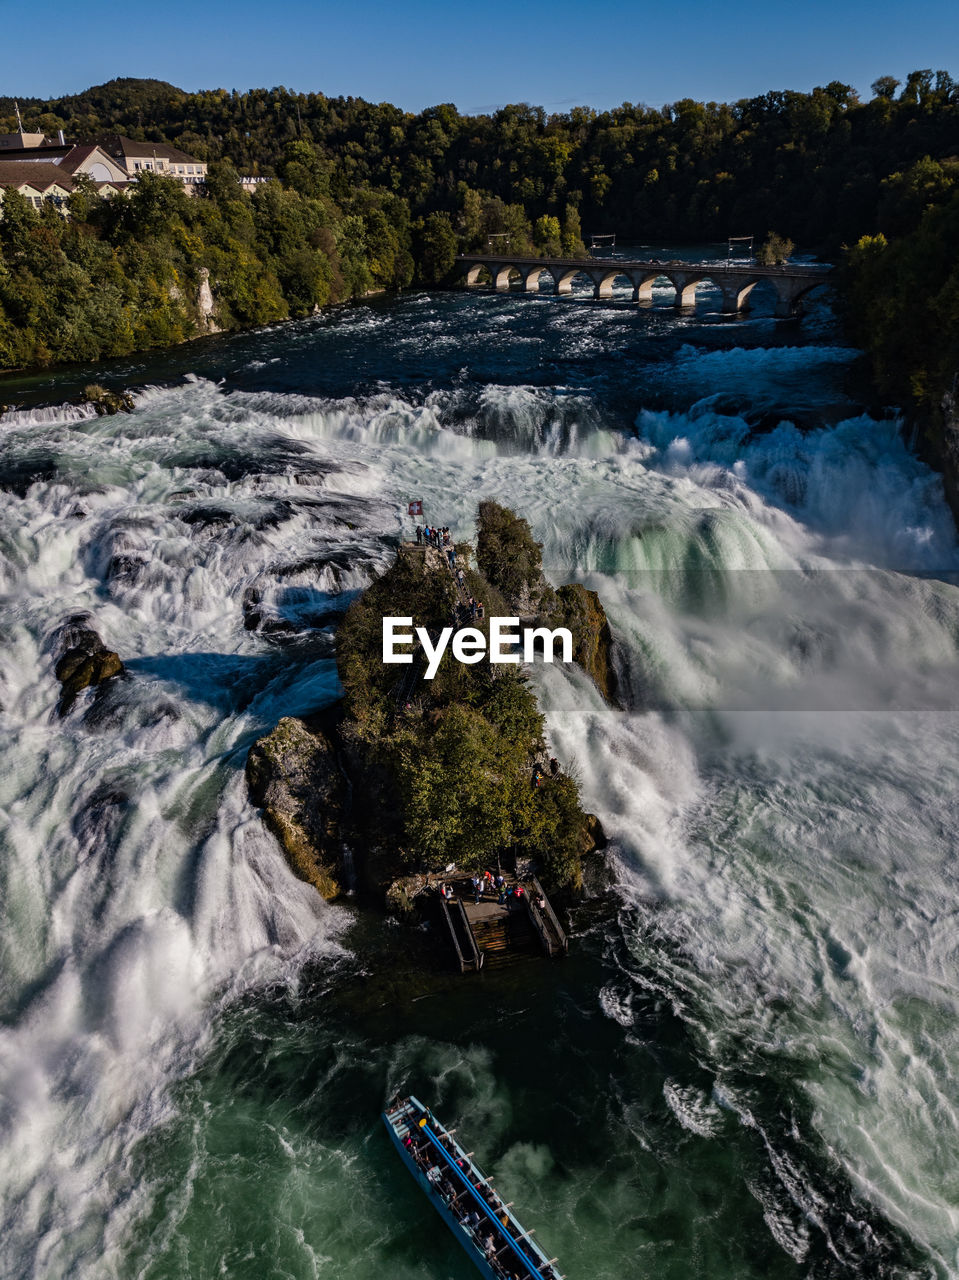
3, 70, 959, 390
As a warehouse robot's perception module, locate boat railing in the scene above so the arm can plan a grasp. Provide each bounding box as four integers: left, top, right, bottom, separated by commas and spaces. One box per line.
391, 1097, 561, 1280
531, 876, 568, 953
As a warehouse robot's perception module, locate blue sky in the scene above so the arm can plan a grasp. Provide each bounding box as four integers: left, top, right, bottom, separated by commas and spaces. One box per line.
4, 0, 958, 113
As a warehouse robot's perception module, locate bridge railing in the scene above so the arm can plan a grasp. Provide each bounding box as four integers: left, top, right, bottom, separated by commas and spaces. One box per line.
455, 253, 832, 276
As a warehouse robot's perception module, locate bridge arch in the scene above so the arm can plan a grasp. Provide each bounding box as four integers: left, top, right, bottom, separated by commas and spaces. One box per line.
633, 273, 662, 303
769, 275, 832, 317
720, 279, 759, 313
552, 268, 595, 295
493, 264, 525, 290
521, 264, 549, 292
666, 273, 708, 308
594, 270, 640, 300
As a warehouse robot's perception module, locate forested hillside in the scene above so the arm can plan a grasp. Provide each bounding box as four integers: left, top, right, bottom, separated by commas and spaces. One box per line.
0, 162, 415, 369
4, 72, 959, 247
1, 73, 957, 457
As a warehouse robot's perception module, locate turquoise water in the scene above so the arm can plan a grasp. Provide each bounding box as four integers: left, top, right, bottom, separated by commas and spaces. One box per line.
0, 267, 956, 1277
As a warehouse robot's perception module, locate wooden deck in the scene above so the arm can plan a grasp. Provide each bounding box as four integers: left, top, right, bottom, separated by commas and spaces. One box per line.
439, 878, 568, 972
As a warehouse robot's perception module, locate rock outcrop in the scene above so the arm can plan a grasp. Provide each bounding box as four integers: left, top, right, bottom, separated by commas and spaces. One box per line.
196, 267, 221, 334
53, 615, 125, 715
245, 715, 345, 900
476, 500, 620, 705
247, 502, 615, 905
550, 583, 618, 705
582, 812, 608, 854
81, 384, 135, 416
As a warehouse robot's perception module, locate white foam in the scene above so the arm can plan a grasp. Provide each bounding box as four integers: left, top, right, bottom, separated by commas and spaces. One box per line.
3, 359, 959, 1272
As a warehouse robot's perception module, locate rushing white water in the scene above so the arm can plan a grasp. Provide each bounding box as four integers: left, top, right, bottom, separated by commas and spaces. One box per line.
2, 313, 958, 1277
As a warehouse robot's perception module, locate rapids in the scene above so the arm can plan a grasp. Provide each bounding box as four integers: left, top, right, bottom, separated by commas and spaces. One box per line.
1, 262, 957, 1278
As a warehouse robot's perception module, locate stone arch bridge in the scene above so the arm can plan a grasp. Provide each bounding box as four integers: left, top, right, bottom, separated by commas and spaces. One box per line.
456, 254, 833, 317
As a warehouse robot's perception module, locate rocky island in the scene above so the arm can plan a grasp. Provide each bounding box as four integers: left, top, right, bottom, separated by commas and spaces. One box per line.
246, 501, 611, 917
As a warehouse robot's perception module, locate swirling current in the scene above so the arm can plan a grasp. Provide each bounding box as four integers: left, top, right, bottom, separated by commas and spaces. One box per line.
1, 258, 957, 1279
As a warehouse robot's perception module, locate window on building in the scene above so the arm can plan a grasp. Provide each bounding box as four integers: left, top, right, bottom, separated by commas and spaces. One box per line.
134, 162, 141, 171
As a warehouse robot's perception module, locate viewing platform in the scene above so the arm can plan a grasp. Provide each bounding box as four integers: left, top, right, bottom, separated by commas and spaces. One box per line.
456, 253, 834, 316
438, 875, 568, 973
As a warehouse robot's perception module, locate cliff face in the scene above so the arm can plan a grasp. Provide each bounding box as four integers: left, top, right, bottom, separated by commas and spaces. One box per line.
245, 715, 344, 900
476, 500, 620, 705
552, 583, 618, 705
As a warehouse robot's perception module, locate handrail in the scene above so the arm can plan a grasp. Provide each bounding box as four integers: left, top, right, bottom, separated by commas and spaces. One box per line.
439, 897, 468, 972
456, 898, 484, 970
455, 252, 832, 276
525, 899, 555, 958
531, 876, 568, 953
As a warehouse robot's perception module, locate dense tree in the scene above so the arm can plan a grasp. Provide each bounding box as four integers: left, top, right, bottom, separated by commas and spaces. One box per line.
756, 232, 794, 265
3, 69, 959, 376
416, 211, 457, 285
5, 68, 958, 258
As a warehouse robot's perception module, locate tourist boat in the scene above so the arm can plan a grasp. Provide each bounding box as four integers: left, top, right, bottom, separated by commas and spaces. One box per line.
383, 1095, 564, 1280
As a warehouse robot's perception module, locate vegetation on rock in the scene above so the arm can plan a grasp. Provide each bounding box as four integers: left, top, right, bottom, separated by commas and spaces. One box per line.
81, 383, 135, 415
336, 527, 596, 889
246, 503, 613, 895
476, 501, 619, 702
756, 232, 794, 265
